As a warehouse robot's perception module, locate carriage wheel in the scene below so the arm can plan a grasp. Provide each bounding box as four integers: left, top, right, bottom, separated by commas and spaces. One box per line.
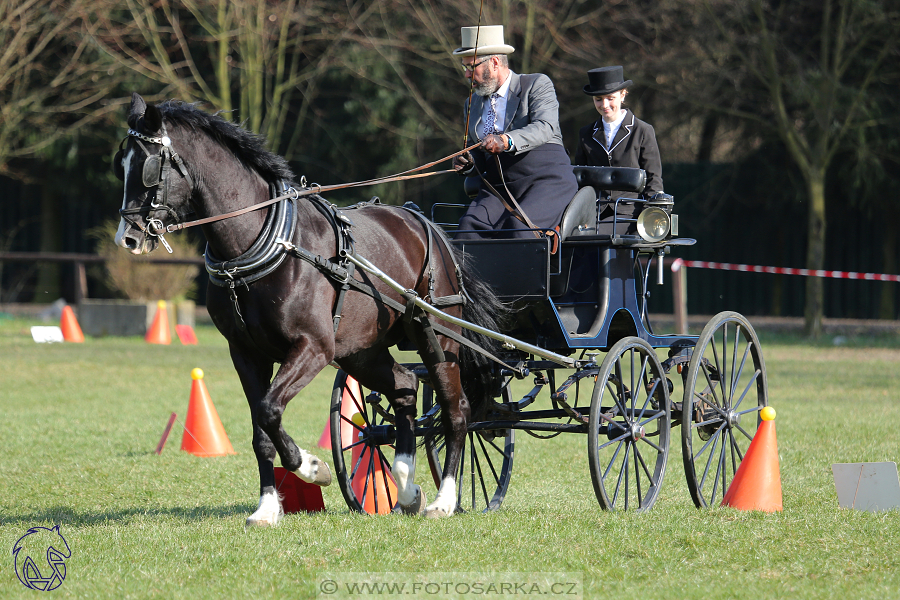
424, 384, 515, 513
588, 336, 671, 511
681, 311, 768, 508
330, 370, 398, 514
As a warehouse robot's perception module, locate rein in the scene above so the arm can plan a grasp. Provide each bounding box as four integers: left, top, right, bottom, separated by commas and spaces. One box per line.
165, 142, 482, 234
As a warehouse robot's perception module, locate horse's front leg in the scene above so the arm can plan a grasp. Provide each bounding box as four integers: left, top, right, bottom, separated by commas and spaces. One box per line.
228, 346, 283, 527
256, 337, 334, 488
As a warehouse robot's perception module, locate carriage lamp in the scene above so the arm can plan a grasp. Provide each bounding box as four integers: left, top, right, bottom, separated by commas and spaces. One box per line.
636, 207, 671, 243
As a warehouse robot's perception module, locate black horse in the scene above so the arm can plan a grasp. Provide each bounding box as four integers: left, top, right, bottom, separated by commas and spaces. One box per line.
113, 93, 502, 525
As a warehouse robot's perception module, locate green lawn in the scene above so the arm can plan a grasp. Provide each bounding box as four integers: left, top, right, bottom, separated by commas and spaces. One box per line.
1, 316, 898, 599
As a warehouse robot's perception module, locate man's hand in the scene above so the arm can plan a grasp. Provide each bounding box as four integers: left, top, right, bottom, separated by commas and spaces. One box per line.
452, 151, 474, 175
483, 134, 510, 154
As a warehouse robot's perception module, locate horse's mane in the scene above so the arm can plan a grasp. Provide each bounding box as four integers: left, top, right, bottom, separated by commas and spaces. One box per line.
157, 100, 294, 184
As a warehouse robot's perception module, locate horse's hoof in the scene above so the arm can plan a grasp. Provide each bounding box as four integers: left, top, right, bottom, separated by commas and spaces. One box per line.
245, 494, 283, 528
424, 501, 455, 519
245, 513, 281, 528
392, 486, 427, 516
296, 455, 332, 487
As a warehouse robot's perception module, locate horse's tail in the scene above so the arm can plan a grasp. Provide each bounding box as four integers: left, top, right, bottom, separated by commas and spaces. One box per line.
457, 251, 508, 421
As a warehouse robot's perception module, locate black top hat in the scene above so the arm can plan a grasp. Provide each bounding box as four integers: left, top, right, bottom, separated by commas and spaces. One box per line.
583, 66, 632, 96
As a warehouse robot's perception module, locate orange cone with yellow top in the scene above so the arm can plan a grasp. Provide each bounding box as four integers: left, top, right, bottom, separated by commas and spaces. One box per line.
60, 305, 84, 343
145, 300, 171, 345
318, 375, 363, 450
181, 368, 236, 457
350, 412, 397, 515
721, 406, 782, 512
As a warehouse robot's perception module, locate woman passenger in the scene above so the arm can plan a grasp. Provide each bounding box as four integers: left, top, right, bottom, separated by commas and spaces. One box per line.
573, 66, 664, 234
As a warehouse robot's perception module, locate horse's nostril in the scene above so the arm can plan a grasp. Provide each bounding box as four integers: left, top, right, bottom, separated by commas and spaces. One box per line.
124, 236, 138, 250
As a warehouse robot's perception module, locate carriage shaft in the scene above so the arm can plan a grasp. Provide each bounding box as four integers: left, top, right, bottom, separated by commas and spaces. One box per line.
346, 254, 576, 367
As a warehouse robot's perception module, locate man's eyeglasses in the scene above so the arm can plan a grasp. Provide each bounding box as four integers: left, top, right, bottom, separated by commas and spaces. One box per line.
462, 58, 491, 72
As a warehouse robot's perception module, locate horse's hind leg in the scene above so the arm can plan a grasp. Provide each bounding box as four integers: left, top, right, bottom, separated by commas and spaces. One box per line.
413, 330, 467, 519
338, 347, 426, 515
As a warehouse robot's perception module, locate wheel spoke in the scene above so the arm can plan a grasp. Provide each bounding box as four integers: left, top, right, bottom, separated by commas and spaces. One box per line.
476, 434, 502, 488
732, 369, 761, 413
471, 436, 490, 508
639, 435, 665, 454
376, 446, 396, 508
612, 359, 631, 418
602, 440, 625, 480
634, 442, 654, 482
730, 340, 752, 408
699, 366, 725, 412
697, 426, 723, 492
634, 442, 643, 509
597, 430, 631, 452
692, 420, 722, 460
639, 409, 667, 429
730, 324, 740, 405
729, 427, 745, 462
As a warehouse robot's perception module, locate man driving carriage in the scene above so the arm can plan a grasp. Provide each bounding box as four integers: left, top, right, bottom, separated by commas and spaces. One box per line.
451, 25, 578, 240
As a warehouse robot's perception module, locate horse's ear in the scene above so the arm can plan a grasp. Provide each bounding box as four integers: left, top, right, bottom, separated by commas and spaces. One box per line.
130, 93, 147, 119
142, 103, 162, 133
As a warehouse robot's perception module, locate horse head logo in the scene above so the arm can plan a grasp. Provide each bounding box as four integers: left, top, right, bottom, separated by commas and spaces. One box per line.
12, 525, 71, 591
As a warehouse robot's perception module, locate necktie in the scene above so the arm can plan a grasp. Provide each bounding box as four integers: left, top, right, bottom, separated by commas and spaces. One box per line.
483, 93, 500, 138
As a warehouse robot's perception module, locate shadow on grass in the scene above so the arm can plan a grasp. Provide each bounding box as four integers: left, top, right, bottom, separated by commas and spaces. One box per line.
0, 503, 261, 526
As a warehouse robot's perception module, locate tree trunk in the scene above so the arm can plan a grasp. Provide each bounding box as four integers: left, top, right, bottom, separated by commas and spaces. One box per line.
33, 185, 62, 302
803, 174, 826, 337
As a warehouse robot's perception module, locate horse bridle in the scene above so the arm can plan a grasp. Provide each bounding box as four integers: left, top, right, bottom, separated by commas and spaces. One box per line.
115, 123, 194, 253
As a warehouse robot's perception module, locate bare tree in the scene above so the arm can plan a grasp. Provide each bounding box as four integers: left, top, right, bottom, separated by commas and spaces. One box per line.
83, 0, 355, 156
0, 0, 125, 178
693, 0, 900, 336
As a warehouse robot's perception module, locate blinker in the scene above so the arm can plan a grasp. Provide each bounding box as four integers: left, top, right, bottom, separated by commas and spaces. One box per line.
142, 155, 162, 187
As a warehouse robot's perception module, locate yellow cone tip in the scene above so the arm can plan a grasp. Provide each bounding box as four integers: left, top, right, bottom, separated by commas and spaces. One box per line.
350, 412, 366, 428
760, 406, 776, 421
191, 368, 204, 380
157, 300, 167, 308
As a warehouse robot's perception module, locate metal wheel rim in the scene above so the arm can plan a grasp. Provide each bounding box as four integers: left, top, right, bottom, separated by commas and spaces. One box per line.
681, 311, 768, 508
588, 336, 671, 511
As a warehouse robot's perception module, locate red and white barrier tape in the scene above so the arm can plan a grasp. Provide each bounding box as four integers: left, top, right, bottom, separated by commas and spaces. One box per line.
670, 258, 900, 282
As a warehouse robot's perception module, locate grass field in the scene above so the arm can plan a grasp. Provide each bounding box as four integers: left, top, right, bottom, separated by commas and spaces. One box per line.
1, 315, 899, 599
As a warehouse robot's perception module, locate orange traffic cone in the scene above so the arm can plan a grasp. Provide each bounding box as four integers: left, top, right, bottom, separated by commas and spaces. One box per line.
180, 368, 236, 457
60, 305, 84, 343
145, 300, 171, 345
722, 406, 782, 512
274, 467, 325, 513
350, 413, 397, 515
318, 375, 363, 450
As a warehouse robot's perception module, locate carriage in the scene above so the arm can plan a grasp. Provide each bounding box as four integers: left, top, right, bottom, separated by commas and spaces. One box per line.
114, 94, 766, 523
328, 165, 768, 513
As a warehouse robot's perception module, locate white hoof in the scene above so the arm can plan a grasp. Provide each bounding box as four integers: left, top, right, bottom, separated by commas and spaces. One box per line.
245, 492, 283, 528
426, 476, 457, 518
296, 451, 332, 487
393, 485, 427, 516
424, 502, 455, 519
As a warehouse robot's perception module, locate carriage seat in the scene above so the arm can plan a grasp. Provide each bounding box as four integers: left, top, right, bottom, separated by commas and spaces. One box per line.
573, 166, 647, 194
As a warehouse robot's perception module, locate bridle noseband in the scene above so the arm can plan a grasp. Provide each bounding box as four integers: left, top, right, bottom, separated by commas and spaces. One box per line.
117, 123, 194, 253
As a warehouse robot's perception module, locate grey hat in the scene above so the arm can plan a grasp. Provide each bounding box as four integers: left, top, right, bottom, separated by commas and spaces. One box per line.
452, 25, 515, 56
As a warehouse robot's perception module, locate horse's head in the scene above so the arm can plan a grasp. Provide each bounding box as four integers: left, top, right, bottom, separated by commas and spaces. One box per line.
113, 93, 194, 254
